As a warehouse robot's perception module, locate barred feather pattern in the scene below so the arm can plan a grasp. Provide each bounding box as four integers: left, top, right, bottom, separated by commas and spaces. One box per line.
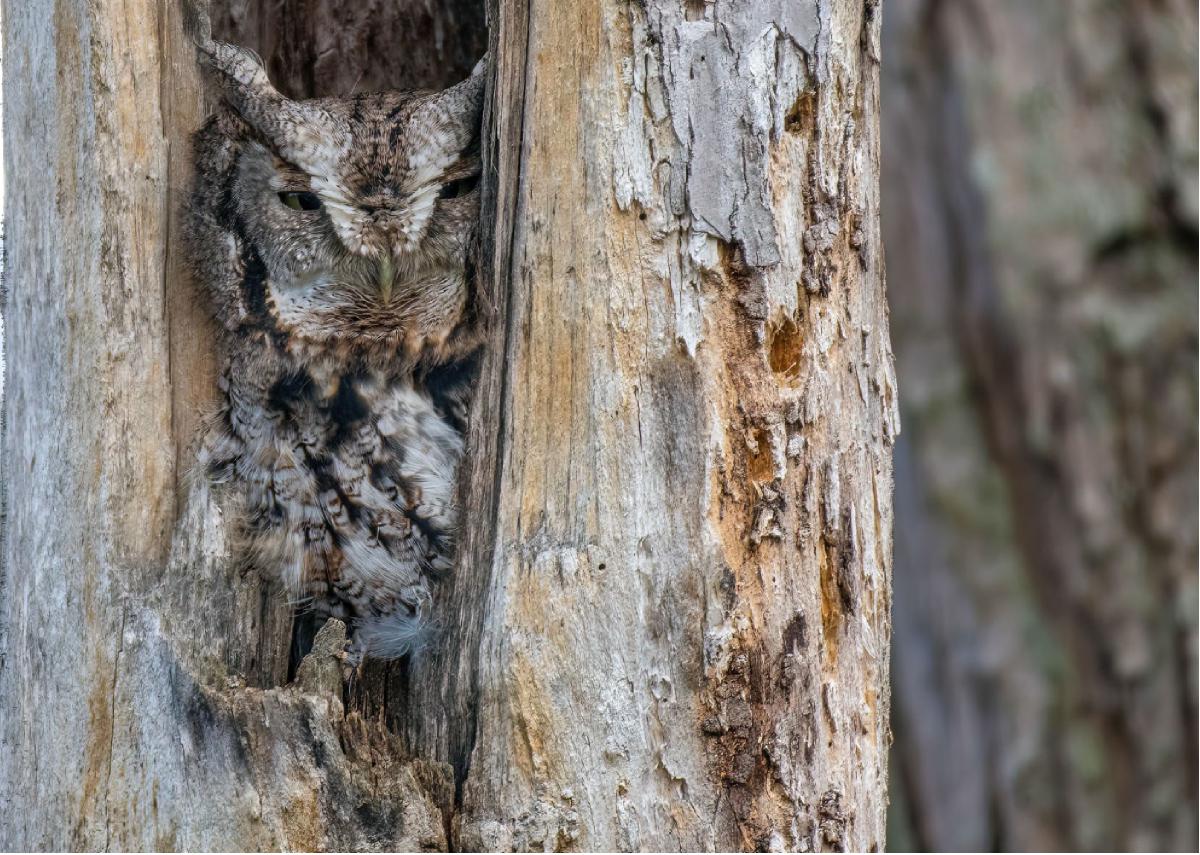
199, 352, 466, 661
186, 38, 485, 663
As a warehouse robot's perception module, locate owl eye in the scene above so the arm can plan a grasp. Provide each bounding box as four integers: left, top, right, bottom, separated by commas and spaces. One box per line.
278, 191, 323, 212
437, 174, 479, 200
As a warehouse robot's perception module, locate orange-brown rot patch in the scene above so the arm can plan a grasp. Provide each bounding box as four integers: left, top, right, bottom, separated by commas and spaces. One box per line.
509, 648, 561, 782
863, 685, 878, 736
767, 314, 803, 381
746, 428, 776, 484
500, 565, 572, 783
710, 240, 782, 544
701, 240, 822, 847
279, 785, 322, 851
784, 89, 818, 137
153, 823, 179, 853
817, 543, 842, 665
151, 778, 180, 852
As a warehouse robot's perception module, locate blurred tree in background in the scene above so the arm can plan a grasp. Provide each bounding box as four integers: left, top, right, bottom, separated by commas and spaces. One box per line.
882, 0, 1197, 850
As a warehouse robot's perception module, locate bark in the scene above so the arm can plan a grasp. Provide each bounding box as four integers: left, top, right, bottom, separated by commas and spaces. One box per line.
882, 1, 1198, 851
412, 1, 897, 849
0, 0, 895, 851
0, 0, 461, 849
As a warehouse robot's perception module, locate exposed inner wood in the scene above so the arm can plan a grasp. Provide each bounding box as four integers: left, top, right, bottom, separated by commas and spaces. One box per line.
0, 0, 894, 850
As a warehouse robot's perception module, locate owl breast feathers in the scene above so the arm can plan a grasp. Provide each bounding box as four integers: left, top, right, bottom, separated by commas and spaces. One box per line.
185, 33, 486, 663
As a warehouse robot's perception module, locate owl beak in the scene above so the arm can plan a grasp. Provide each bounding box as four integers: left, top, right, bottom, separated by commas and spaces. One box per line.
376, 255, 395, 303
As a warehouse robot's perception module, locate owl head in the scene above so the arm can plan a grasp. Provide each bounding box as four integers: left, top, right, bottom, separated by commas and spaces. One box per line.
191, 35, 486, 363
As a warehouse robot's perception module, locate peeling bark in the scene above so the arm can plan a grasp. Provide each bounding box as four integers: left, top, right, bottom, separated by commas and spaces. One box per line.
0, 0, 894, 851
423, 0, 895, 849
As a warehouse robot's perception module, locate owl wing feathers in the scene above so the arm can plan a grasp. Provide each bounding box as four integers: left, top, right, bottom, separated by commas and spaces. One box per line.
199, 359, 462, 659
186, 46, 483, 663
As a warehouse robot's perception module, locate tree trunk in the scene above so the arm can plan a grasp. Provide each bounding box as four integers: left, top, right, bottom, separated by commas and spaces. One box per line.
0, 0, 895, 850
881, 1, 1197, 851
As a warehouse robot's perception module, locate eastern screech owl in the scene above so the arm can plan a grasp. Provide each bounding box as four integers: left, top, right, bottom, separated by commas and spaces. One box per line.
185, 31, 485, 664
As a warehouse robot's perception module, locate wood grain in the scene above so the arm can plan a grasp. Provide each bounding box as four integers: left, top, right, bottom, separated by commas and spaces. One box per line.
0, 0, 894, 849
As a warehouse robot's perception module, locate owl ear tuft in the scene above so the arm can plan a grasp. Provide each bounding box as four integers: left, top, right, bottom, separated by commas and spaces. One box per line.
467, 54, 489, 87
194, 33, 341, 176
413, 56, 489, 153
457, 54, 489, 113
198, 39, 272, 95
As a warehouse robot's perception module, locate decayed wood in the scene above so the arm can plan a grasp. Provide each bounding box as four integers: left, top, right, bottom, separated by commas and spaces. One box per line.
400, 0, 531, 790
421, 0, 896, 849
0, 0, 895, 851
0, 0, 464, 849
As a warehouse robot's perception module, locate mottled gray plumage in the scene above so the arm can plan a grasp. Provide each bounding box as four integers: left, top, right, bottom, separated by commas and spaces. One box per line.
185, 28, 484, 663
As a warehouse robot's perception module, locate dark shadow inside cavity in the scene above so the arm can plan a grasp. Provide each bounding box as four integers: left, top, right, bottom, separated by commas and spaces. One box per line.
211, 1, 487, 100
286, 610, 322, 683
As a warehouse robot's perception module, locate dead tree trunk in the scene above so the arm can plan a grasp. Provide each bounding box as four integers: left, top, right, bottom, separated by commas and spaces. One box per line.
0, 0, 895, 850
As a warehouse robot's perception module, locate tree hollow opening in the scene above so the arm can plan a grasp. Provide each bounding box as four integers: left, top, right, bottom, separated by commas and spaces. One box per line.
206, 0, 488, 729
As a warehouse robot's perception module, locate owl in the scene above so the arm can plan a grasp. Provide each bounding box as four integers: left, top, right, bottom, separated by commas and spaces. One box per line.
185, 26, 486, 665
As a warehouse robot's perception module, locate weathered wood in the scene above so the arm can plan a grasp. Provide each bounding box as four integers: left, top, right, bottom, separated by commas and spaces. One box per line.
421, 0, 896, 849
0, 0, 894, 850
0, 0, 466, 848
400, 0, 532, 792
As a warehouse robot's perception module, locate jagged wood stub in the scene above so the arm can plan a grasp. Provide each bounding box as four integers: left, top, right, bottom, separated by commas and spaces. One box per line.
0, 0, 894, 851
